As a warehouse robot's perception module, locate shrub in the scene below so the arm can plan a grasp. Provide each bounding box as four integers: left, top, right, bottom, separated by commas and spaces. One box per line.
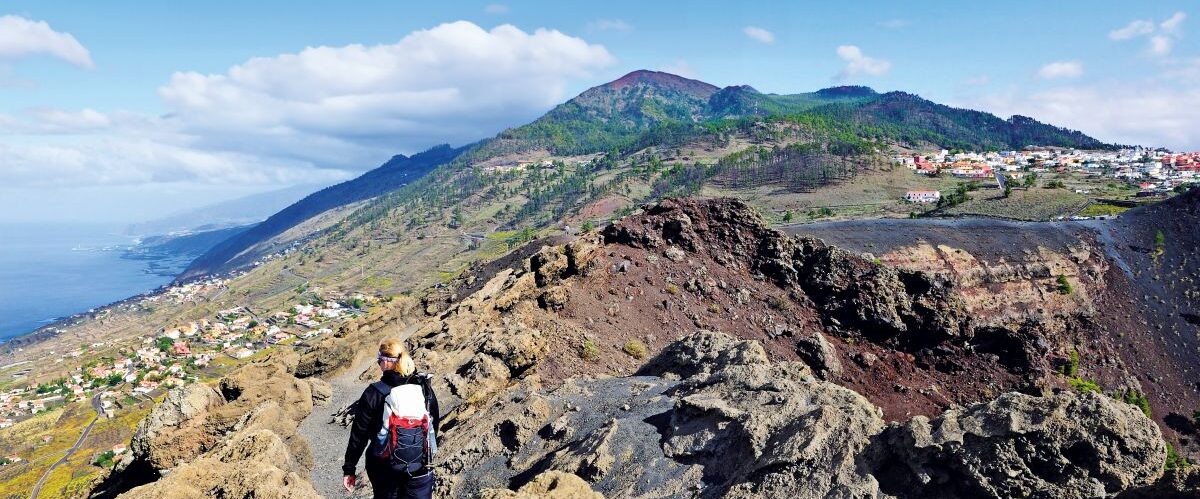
1061, 348, 1081, 377
1166, 441, 1190, 470
581, 220, 596, 233
664, 284, 679, 295
1121, 389, 1152, 417
1068, 377, 1101, 394
707, 303, 721, 314
92, 450, 115, 468
622, 339, 648, 359
579, 339, 600, 362
767, 294, 791, 311
1056, 275, 1073, 295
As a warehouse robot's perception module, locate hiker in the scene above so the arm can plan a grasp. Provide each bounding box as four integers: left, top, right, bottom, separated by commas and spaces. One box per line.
343, 338, 440, 498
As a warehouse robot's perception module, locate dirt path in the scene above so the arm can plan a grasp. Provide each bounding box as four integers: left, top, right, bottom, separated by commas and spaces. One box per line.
29, 392, 104, 499
298, 323, 420, 498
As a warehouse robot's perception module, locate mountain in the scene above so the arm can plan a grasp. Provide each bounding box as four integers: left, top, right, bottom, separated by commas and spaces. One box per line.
124, 184, 326, 237
178, 70, 1110, 280
803, 91, 1107, 150
179, 144, 464, 280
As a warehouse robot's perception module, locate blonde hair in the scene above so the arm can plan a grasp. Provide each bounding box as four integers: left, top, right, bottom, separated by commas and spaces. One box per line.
379, 338, 416, 376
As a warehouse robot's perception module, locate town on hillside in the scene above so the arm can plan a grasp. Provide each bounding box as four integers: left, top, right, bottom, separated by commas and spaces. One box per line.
0, 284, 372, 437
897, 147, 1199, 206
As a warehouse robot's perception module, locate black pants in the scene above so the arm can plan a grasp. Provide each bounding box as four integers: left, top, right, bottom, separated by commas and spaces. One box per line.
365, 459, 434, 499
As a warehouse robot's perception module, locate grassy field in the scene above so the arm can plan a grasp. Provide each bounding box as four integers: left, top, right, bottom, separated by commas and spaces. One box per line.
944, 186, 1091, 220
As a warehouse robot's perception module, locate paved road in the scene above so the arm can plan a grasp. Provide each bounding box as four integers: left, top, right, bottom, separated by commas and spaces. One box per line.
28, 392, 104, 499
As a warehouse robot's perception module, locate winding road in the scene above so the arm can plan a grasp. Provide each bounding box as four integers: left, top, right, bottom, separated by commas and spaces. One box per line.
28, 392, 104, 499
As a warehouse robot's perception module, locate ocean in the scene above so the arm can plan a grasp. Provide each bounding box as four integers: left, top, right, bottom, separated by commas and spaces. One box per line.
0, 223, 179, 344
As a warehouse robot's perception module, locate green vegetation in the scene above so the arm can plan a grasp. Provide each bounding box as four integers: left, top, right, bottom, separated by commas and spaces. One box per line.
622, 339, 648, 359
1078, 202, 1129, 217
505, 227, 538, 250
579, 339, 600, 362
1166, 441, 1190, 470
1068, 377, 1102, 394
581, 220, 596, 232
937, 183, 972, 209
810, 207, 835, 218
1059, 348, 1101, 394
1056, 275, 1073, 295
1044, 179, 1066, 189
155, 336, 174, 352
1023, 172, 1039, 188
1064, 348, 1081, 377
1121, 389, 1151, 418
92, 450, 115, 468
1154, 230, 1166, 261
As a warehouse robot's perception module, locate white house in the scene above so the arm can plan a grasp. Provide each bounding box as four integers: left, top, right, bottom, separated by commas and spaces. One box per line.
905, 190, 941, 203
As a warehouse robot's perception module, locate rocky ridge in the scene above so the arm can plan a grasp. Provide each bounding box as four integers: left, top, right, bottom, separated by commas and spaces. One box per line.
103, 196, 1192, 498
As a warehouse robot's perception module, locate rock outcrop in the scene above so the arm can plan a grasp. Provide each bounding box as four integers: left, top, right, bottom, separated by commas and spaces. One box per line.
869, 391, 1166, 498
102, 350, 327, 498
602, 198, 971, 350
480, 471, 604, 499
435, 331, 1165, 498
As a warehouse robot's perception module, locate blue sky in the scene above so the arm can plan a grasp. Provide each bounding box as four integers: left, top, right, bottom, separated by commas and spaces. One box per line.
0, 1, 1196, 222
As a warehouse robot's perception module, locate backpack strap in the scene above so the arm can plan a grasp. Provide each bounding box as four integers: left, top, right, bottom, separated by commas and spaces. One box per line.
370, 380, 392, 396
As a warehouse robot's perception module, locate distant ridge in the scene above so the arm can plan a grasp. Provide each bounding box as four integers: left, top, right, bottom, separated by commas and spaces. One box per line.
179, 69, 1110, 278
178, 144, 464, 280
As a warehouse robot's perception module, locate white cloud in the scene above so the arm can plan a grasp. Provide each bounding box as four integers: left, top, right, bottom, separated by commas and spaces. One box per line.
743, 26, 775, 44
1110, 12, 1186, 57
660, 59, 697, 79
0, 137, 351, 188
0, 21, 616, 189
0, 107, 111, 133
484, 4, 509, 14
1149, 35, 1173, 56
0, 15, 93, 68
1037, 61, 1083, 79
834, 45, 891, 80
156, 21, 614, 168
963, 83, 1200, 150
1161, 11, 1187, 34
1109, 19, 1155, 40
587, 19, 632, 32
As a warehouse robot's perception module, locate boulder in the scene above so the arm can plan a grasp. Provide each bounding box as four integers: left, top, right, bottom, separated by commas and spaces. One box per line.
480, 471, 604, 499
868, 391, 1167, 498
119, 429, 320, 499
636, 330, 771, 379
666, 360, 884, 498
307, 377, 333, 407
795, 332, 843, 379
129, 382, 223, 471
296, 336, 355, 378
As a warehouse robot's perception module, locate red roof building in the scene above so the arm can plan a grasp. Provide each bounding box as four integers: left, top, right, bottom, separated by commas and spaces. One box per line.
171, 342, 191, 357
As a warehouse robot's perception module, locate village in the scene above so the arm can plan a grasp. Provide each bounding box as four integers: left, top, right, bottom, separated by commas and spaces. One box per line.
0, 285, 372, 442
898, 147, 1200, 204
